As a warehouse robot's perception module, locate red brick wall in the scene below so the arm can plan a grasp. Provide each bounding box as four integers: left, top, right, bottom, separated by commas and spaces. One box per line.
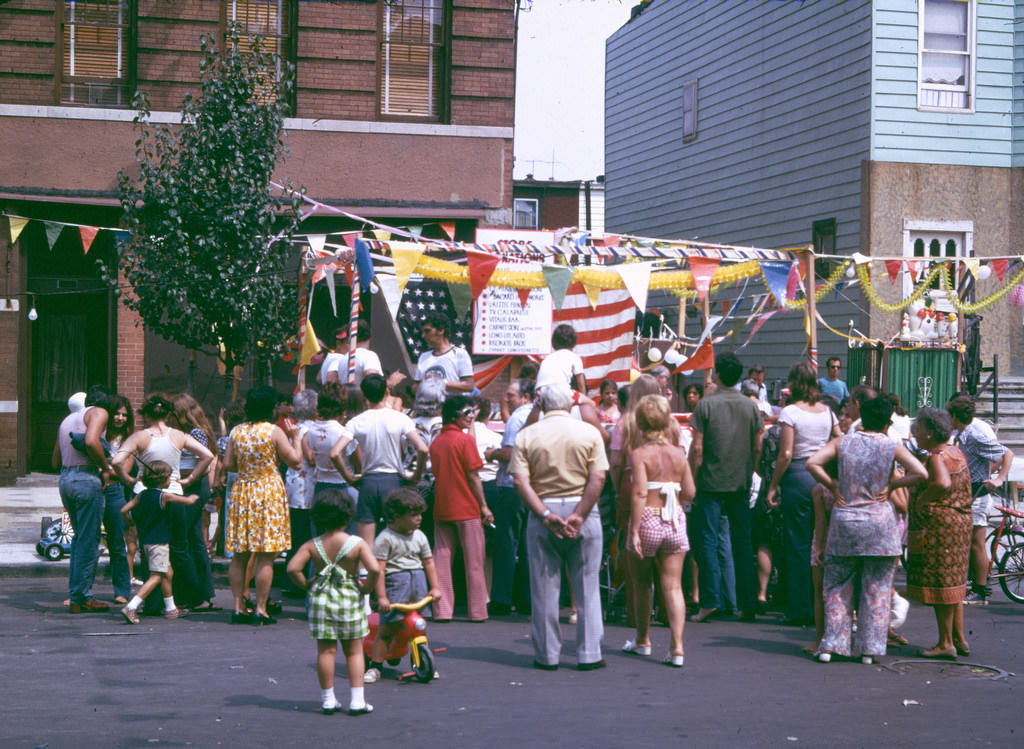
0, 216, 28, 484
115, 270, 146, 411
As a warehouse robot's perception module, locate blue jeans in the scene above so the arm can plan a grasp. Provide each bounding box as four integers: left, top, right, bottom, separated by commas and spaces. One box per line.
718, 515, 737, 611
102, 483, 131, 600
694, 488, 757, 613
489, 485, 526, 607
780, 460, 816, 621
60, 468, 104, 604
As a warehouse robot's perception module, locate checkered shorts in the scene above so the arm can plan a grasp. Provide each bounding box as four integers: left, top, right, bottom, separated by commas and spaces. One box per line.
628, 507, 689, 558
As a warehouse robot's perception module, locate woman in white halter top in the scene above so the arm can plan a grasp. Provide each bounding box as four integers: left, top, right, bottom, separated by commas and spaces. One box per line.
622, 394, 695, 667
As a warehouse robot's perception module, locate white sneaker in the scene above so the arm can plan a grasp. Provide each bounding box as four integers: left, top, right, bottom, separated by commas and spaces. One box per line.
364, 667, 381, 684
891, 592, 910, 629
130, 577, 144, 587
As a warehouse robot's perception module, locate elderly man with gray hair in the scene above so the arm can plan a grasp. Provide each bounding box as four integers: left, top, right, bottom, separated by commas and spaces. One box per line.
511, 383, 609, 671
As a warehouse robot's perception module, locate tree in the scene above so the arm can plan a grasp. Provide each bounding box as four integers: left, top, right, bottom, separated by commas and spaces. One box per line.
113, 24, 303, 395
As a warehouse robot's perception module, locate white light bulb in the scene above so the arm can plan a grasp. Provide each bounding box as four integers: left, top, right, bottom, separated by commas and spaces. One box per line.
28, 307, 38, 321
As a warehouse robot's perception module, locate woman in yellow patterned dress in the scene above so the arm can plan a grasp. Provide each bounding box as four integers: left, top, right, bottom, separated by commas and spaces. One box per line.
223, 386, 302, 625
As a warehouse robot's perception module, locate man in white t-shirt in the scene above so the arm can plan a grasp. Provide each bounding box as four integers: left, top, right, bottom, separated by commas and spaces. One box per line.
535, 324, 586, 394
330, 373, 429, 546
319, 319, 383, 386
413, 313, 474, 395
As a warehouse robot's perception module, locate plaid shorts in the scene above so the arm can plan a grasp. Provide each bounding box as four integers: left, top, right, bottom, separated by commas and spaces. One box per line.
628, 507, 689, 558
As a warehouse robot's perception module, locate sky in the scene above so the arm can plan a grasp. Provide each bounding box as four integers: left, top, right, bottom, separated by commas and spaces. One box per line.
513, 0, 633, 182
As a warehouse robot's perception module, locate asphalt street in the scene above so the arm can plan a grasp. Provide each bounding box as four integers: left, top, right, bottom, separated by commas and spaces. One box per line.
1, 574, 1021, 749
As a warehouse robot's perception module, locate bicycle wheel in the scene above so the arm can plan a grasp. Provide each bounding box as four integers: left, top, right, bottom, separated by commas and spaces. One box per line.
996, 542, 1024, 604
989, 528, 1024, 566
412, 642, 435, 684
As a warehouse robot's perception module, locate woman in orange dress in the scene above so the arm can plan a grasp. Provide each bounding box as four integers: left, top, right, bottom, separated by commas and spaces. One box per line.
223, 386, 302, 625
906, 407, 973, 659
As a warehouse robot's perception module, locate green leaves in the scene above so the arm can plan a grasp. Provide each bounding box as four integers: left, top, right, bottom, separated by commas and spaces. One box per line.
115, 22, 301, 375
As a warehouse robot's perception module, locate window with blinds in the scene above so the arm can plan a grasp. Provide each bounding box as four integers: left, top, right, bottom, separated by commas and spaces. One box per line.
380, 0, 446, 120
225, 0, 291, 106
59, 0, 133, 107
918, 0, 975, 111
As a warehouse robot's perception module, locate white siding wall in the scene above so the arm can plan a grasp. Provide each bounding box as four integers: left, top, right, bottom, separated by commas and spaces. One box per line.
605, 1, 872, 379
1015, 0, 1024, 167
872, 0, 1017, 167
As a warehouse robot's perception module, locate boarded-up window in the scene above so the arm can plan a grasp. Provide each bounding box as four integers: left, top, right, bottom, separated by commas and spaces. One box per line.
380, 0, 446, 119
919, 0, 974, 111
60, 0, 132, 107
226, 0, 291, 106
682, 79, 698, 141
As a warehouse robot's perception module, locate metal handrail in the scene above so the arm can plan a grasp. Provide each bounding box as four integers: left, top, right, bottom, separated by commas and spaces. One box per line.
975, 353, 999, 424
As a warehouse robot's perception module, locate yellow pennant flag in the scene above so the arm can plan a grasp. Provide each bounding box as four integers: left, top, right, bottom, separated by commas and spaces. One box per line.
298, 319, 320, 368
8, 217, 28, 245
391, 246, 424, 294
372, 229, 392, 241
964, 257, 981, 280
580, 280, 602, 310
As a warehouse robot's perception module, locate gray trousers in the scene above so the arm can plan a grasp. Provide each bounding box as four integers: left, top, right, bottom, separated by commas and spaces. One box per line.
526, 502, 604, 665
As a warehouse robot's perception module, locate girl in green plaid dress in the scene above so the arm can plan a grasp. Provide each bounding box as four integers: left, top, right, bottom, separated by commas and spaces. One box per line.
287, 489, 380, 715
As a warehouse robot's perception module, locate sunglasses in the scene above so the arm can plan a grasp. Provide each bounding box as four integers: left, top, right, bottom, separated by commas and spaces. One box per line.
459, 406, 479, 417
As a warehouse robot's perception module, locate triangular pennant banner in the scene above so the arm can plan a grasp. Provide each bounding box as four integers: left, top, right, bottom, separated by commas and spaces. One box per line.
964, 257, 981, 280
992, 258, 1008, 282
299, 320, 320, 368
372, 229, 391, 241
324, 267, 338, 316
517, 287, 532, 309
342, 232, 359, 250
343, 263, 354, 290
786, 262, 802, 300
407, 224, 423, 238
376, 274, 402, 321
739, 309, 778, 349
884, 259, 902, 284
79, 226, 99, 255
689, 257, 720, 301
447, 281, 474, 319
672, 338, 715, 375
542, 264, 574, 311
439, 221, 456, 240
391, 246, 424, 294
761, 261, 793, 308
466, 249, 500, 301
615, 262, 652, 313
580, 280, 602, 310
43, 221, 63, 250
307, 234, 327, 255
906, 260, 921, 283
8, 217, 28, 245
354, 238, 375, 292
600, 234, 621, 248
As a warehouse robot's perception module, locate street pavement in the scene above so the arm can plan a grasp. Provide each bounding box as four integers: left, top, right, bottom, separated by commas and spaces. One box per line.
2, 478, 1023, 747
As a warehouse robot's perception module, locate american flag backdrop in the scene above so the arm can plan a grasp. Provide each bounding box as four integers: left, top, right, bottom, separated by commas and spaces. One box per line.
396, 278, 636, 392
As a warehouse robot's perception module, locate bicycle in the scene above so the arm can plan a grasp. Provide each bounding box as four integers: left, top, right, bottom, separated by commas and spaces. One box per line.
989, 505, 1024, 604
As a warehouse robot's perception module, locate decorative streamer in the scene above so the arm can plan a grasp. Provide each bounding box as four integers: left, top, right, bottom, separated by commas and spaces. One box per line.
79, 226, 99, 254
346, 261, 360, 384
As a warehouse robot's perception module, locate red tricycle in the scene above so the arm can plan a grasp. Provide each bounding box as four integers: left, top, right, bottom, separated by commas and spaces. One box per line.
363, 595, 440, 683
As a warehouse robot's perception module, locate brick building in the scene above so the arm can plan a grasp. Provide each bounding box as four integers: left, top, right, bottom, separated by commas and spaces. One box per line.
0, 0, 516, 480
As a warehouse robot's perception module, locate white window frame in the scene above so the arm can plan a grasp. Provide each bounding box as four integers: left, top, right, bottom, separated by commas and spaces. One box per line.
513, 198, 539, 230
902, 219, 973, 312
682, 79, 698, 142
918, 0, 976, 113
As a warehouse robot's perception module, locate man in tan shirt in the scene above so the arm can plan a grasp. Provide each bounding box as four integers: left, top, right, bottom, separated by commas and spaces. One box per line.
511, 384, 608, 671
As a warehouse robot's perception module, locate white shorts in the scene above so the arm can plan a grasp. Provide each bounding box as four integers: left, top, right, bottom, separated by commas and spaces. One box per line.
971, 493, 994, 527
145, 543, 170, 573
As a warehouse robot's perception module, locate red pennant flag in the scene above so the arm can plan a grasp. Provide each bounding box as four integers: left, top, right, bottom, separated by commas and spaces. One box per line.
600, 234, 620, 247
884, 259, 902, 284
671, 338, 715, 374
517, 287, 531, 308
466, 249, 500, 300
689, 257, 720, 301
79, 226, 99, 255
721, 299, 730, 317
992, 258, 1008, 282
343, 263, 354, 290
341, 232, 359, 249
906, 260, 921, 283
439, 221, 456, 240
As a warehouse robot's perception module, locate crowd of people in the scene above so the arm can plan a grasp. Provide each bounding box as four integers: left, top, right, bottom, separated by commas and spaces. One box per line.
53, 313, 1015, 714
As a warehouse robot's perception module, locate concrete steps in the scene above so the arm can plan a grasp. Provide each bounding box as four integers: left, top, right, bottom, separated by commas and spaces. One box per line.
976, 376, 1024, 458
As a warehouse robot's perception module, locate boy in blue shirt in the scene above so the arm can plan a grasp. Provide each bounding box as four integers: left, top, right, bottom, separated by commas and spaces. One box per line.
119, 461, 199, 623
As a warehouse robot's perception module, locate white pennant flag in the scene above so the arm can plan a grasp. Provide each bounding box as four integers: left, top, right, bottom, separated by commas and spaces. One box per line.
324, 267, 337, 316
615, 262, 652, 313
307, 234, 327, 255
376, 274, 402, 321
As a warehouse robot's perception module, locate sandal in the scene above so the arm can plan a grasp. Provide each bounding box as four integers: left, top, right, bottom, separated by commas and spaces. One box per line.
190, 601, 223, 612
348, 703, 374, 716
887, 630, 908, 647
267, 599, 283, 615
621, 639, 652, 656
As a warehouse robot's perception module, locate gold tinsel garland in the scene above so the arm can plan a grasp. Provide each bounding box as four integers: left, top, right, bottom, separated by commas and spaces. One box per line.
939, 262, 1024, 314
857, 262, 944, 313
771, 260, 852, 311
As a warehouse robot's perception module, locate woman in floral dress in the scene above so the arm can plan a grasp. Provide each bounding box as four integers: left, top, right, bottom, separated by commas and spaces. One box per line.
223, 386, 302, 624
806, 396, 926, 663
906, 408, 973, 659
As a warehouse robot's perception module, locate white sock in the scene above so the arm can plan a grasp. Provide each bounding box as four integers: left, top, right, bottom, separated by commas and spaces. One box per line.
321, 687, 336, 706
350, 686, 365, 709
126, 596, 143, 612
163, 596, 176, 611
